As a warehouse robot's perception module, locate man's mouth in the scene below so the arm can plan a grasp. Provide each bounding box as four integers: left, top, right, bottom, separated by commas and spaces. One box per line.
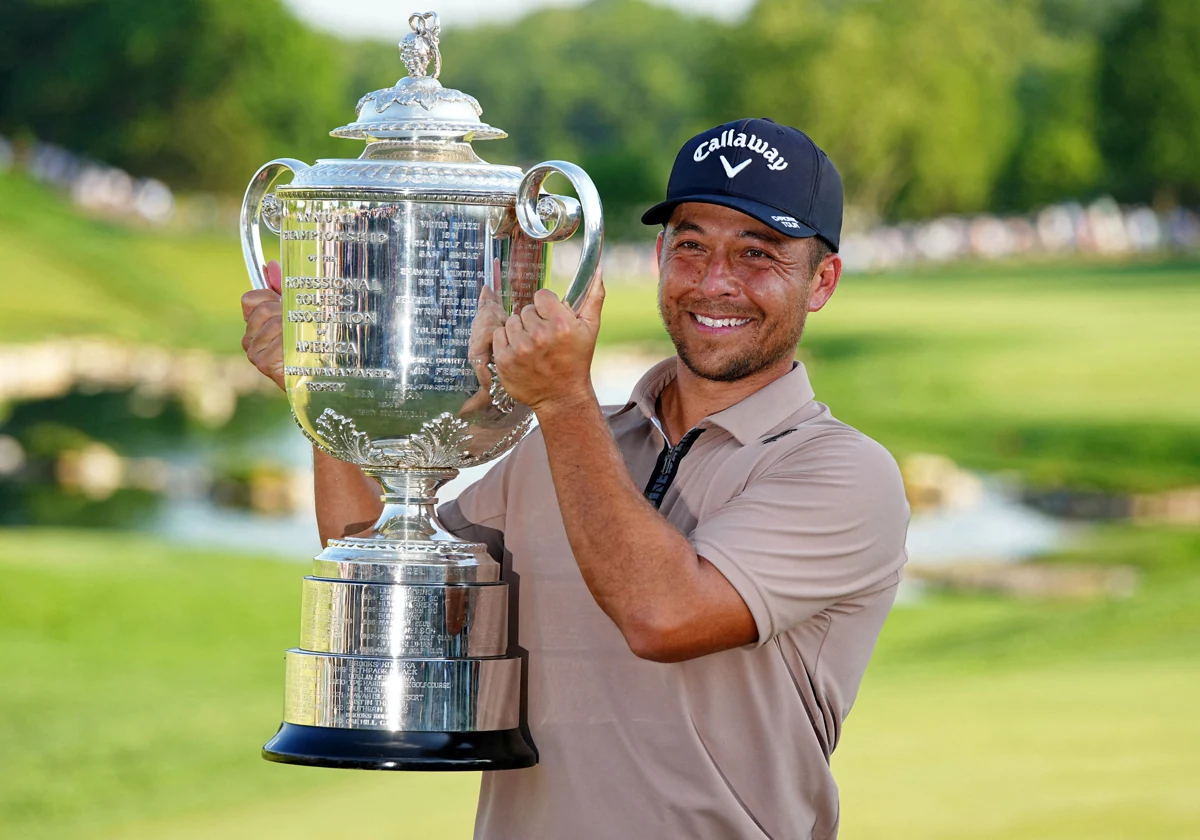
690, 313, 753, 330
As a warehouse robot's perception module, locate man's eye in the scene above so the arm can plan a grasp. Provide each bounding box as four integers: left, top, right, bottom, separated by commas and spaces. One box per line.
676, 240, 702, 250
746, 249, 773, 259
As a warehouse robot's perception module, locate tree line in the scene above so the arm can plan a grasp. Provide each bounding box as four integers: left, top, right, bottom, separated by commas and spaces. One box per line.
2, 0, 1197, 238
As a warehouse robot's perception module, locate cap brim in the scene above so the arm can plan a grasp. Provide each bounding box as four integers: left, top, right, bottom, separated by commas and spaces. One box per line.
641, 194, 822, 241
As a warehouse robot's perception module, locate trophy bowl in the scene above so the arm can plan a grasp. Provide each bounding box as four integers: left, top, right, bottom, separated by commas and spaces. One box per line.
239, 10, 602, 770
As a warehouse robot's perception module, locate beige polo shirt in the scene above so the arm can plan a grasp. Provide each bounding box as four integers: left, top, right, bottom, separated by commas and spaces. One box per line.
440, 358, 910, 840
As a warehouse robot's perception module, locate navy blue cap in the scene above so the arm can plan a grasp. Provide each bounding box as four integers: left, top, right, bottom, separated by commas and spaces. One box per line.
642, 118, 843, 251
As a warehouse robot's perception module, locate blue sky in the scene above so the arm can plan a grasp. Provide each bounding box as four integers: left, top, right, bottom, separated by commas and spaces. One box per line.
284, 0, 753, 37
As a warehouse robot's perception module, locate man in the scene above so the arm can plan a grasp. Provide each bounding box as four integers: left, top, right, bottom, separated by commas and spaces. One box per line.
242, 118, 909, 839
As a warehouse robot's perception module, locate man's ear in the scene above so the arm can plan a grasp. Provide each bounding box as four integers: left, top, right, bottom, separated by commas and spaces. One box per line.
807, 253, 842, 313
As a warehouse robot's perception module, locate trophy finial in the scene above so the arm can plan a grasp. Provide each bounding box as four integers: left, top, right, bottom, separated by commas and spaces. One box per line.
400, 11, 442, 79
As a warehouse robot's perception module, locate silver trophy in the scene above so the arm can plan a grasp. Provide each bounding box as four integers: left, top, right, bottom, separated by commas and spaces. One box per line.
239, 10, 602, 770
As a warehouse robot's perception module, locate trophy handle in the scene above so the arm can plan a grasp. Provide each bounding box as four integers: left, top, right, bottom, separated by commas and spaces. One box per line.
240, 158, 310, 290
516, 161, 604, 312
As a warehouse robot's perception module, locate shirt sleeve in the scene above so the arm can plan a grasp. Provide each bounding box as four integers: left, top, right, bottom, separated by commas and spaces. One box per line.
689, 432, 910, 645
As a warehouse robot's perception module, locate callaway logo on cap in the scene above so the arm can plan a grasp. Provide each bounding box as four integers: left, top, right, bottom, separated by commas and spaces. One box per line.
641, 118, 843, 250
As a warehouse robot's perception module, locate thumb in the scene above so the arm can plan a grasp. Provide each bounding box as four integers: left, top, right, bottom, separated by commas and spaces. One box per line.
265, 260, 283, 295
578, 270, 605, 328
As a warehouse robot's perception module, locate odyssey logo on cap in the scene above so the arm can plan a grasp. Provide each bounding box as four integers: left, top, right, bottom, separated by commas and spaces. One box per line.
694, 127, 789, 172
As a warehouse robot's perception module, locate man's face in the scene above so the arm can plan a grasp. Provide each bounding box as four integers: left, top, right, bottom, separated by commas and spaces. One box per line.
656, 202, 834, 383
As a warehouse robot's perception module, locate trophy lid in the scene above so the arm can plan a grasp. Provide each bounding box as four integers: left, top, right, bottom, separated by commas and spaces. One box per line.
331, 11, 506, 143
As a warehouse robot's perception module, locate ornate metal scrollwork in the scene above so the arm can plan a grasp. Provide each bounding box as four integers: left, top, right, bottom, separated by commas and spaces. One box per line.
314, 409, 473, 469
399, 11, 441, 80
260, 192, 282, 234
487, 362, 515, 415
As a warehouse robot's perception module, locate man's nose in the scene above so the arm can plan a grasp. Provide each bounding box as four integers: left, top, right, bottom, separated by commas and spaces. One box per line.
696, 253, 740, 297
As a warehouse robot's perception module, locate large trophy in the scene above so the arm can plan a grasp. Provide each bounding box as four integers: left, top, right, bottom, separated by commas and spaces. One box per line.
239, 10, 601, 770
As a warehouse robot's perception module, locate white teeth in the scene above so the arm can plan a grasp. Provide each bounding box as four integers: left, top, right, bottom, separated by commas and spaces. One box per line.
693, 314, 751, 328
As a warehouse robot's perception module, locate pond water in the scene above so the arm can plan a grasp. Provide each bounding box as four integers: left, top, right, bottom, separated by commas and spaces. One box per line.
143, 353, 1071, 566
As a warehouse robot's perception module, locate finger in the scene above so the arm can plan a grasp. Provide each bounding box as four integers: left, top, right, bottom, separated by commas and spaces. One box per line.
490, 257, 502, 293
252, 335, 286, 389
249, 333, 281, 368
532, 288, 565, 321
492, 324, 510, 353
578, 269, 605, 327
479, 282, 502, 306
509, 305, 535, 336
246, 300, 282, 338
519, 302, 547, 331
241, 288, 279, 322
249, 314, 283, 351
265, 260, 283, 295
477, 295, 507, 328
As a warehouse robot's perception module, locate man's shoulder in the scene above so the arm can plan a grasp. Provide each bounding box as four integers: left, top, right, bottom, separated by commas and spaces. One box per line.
762, 402, 904, 488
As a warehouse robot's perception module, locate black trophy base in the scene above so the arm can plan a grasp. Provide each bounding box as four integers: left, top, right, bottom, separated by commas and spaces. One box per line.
263, 722, 537, 771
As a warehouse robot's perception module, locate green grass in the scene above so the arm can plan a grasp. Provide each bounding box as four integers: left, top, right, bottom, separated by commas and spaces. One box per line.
837, 663, 1200, 839
2, 525, 1198, 839
0, 172, 247, 350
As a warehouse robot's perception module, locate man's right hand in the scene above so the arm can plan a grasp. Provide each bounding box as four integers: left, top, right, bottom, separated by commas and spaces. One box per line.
241, 260, 285, 391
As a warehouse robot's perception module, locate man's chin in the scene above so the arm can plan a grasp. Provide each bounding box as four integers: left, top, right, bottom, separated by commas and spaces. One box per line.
676, 347, 763, 383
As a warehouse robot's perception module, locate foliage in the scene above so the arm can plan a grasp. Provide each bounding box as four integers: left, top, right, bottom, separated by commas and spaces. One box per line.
994, 34, 1105, 210
724, 0, 1035, 219
4, 0, 1200, 230
1099, 0, 1200, 205
440, 0, 719, 238
0, 0, 354, 192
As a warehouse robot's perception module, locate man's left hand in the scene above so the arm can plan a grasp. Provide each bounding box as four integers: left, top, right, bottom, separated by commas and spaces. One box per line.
492, 274, 605, 413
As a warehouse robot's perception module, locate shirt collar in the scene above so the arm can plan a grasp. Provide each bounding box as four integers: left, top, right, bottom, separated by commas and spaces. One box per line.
615, 357, 816, 446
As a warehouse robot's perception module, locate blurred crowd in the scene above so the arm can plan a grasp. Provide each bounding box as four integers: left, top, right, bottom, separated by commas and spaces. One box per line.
0, 134, 175, 225
6, 132, 1200, 277
837, 199, 1200, 272
557, 197, 1200, 279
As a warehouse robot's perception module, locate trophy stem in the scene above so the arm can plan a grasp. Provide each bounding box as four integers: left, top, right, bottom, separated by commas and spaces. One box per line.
361, 467, 459, 542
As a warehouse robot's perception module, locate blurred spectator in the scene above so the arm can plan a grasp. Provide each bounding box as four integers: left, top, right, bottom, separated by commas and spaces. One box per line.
7, 136, 177, 226
2, 133, 1198, 271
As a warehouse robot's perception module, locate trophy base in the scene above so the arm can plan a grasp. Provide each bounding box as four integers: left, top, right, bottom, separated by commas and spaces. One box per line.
262, 722, 537, 771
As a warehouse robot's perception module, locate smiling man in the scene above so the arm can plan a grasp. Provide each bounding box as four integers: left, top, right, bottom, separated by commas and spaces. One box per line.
242, 118, 909, 839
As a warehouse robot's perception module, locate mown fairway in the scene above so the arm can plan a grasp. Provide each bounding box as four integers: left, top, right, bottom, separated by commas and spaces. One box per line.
2, 526, 1197, 839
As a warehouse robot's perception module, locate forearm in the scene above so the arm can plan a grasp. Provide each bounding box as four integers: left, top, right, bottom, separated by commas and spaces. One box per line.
313, 445, 383, 546
491, 280, 754, 659
535, 395, 708, 651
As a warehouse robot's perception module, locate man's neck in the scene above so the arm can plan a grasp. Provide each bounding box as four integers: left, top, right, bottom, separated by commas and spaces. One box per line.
657, 356, 793, 445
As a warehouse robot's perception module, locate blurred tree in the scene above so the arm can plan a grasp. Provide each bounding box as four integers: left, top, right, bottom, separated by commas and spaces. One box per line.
723, 0, 1039, 221
994, 37, 1103, 210
440, 0, 718, 238
1037, 0, 1141, 38
3, 0, 1197, 233
1099, 0, 1200, 206
0, 0, 357, 191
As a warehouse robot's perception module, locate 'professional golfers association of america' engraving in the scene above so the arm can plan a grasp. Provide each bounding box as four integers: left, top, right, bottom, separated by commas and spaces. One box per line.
239, 9, 603, 770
